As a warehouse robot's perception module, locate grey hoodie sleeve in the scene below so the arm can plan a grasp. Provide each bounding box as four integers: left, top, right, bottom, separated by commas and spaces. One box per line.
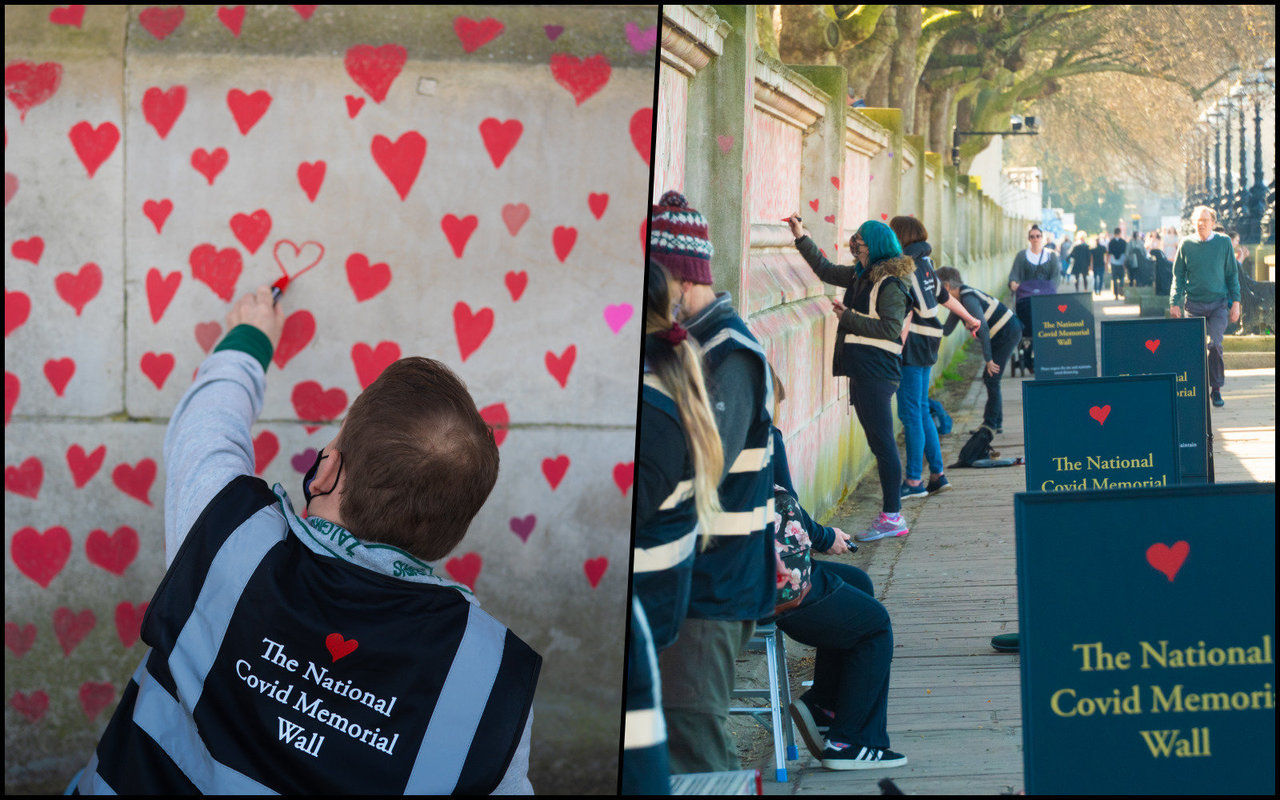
163, 350, 266, 565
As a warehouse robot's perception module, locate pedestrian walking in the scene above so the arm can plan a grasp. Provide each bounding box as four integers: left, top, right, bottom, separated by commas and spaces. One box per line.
1170, 206, 1241, 408
1108, 227, 1128, 299
1069, 231, 1093, 292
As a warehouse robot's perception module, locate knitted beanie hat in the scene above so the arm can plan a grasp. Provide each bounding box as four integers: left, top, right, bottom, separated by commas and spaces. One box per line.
856, 219, 904, 265
649, 190, 714, 285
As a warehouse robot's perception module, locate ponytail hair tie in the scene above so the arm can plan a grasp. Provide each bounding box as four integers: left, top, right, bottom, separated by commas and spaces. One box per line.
657, 322, 689, 346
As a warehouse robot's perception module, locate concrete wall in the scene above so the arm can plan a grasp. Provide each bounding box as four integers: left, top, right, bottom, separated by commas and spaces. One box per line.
5, 5, 657, 794
658, 5, 1035, 520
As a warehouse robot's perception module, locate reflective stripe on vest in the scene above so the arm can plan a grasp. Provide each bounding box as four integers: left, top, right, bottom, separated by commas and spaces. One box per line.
704, 495, 775, 537
963, 286, 1013, 336
841, 276, 905, 355
633, 527, 698, 573
624, 598, 666, 750
658, 479, 694, 511
909, 322, 944, 337
909, 270, 940, 319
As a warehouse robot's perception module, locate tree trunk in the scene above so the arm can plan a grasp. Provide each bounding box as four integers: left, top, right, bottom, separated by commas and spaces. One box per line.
778, 5, 835, 65
889, 5, 922, 132
844, 6, 898, 102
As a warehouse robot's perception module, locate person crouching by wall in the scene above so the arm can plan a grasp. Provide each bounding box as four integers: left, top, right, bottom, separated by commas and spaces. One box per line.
936, 266, 1023, 435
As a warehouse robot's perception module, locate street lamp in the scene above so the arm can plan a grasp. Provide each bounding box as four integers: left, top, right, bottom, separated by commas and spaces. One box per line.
950, 115, 1042, 259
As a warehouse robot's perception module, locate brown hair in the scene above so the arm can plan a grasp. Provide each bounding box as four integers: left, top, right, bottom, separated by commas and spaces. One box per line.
888, 216, 929, 247
338, 357, 499, 562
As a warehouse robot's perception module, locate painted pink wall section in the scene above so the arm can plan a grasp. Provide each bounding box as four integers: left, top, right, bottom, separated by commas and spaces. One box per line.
654, 62, 688, 200
747, 113, 800, 224
843, 149, 870, 247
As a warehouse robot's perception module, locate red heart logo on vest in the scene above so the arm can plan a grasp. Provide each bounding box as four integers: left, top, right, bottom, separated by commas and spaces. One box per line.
1146, 541, 1189, 582
351, 341, 400, 390
550, 53, 611, 105
613, 462, 633, 496
55, 262, 103, 315
344, 44, 406, 102
630, 107, 652, 165
227, 89, 271, 134
583, 557, 608, 589
5, 456, 43, 499
479, 118, 523, 169
11, 236, 43, 265
454, 17, 504, 53
146, 268, 182, 323
143, 198, 173, 233
11, 526, 71, 587
371, 132, 426, 201
291, 381, 348, 423
190, 244, 242, 302
138, 5, 183, 39
453, 302, 494, 362
445, 552, 483, 589
5, 60, 62, 121
67, 444, 106, 488
11, 690, 49, 722
345, 253, 391, 303
230, 209, 272, 254
1088, 405, 1111, 426
140, 351, 175, 390
325, 632, 359, 662
1145, 339, 1160, 354
113, 459, 156, 505
541, 455, 570, 490
6, 622, 37, 659
115, 601, 148, 648
141, 85, 185, 138
78, 681, 115, 721
545, 345, 576, 388
86, 526, 139, 576
441, 214, 478, 258
6, 290, 31, 336
479, 402, 508, 447
274, 310, 315, 369
54, 607, 96, 656
44, 358, 75, 397
297, 160, 326, 202
190, 147, 228, 185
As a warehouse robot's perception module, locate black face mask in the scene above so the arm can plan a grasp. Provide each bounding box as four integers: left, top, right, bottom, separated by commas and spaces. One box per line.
302, 448, 342, 506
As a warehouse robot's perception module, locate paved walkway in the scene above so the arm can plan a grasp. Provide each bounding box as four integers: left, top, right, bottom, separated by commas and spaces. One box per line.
741, 289, 1275, 794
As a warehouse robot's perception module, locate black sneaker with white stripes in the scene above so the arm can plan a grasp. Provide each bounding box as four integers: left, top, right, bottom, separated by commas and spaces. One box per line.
820, 742, 908, 770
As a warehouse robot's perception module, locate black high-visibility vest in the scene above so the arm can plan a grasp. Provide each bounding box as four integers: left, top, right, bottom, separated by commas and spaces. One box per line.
76, 476, 540, 795
961, 285, 1017, 339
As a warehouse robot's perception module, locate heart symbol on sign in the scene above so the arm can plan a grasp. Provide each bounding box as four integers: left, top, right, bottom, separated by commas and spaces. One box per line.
1145, 340, 1160, 354
54, 607, 96, 656
273, 239, 324, 282
344, 44, 407, 103
479, 118, 523, 169
190, 147, 228, 185
454, 17, 504, 53
115, 601, 148, 648
79, 681, 115, 721
546, 345, 576, 388
138, 5, 183, 40
325, 632, 358, 662
446, 552, 482, 590
190, 245, 242, 302
346, 254, 391, 303
1058, 304, 1067, 313
5, 60, 62, 121
146, 268, 181, 323
549, 53, 611, 106
613, 462, 633, 495
1146, 541, 1189, 582
6, 622, 37, 659
509, 515, 536, 543
226, 89, 271, 135
113, 459, 157, 506
5, 456, 43, 499
12, 526, 71, 587
69, 121, 119, 178
542, 455, 570, 490
583, 557, 608, 588
1089, 405, 1111, 426
253, 430, 278, 476
12, 690, 50, 722
630, 108, 652, 165
479, 402, 508, 447
371, 132, 426, 201
141, 85, 186, 139
67, 444, 106, 488
85, 526, 139, 576
44, 358, 75, 397
453, 302, 494, 362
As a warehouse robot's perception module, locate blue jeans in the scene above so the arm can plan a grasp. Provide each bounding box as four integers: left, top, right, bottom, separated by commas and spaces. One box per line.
897, 364, 944, 481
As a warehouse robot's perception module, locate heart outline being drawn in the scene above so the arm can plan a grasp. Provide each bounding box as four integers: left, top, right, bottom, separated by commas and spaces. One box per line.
273, 239, 324, 282
1146, 541, 1189, 582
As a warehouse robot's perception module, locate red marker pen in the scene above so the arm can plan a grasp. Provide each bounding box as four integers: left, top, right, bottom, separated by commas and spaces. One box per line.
271, 275, 289, 305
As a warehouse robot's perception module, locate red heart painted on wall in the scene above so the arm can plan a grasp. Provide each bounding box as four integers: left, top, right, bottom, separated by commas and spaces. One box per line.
509, 515, 535, 542
345, 253, 390, 302
191, 147, 228, 185
613, 462, 633, 495
583, 557, 608, 588
345, 95, 364, 118
552, 226, 577, 263
273, 239, 324, 281
216, 5, 244, 35
630, 107, 652, 165
230, 209, 271, 254
78, 681, 115, 721
5, 372, 18, 426
453, 302, 493, 362
69, 121, 119, 177
5, 60, 62, 121
227, 89, 271, 134
479, 402, 508, 447
55, 262, 103, 316
146, 268, 181, 323
297, 161, 325, 202
138, 6, 183, 40
5, 623, 36, 659
85, 526, 138, 576
588, 193, 609, 220
140, 352, 174, 390
1146, 541, 1189, 582
143, 198, 172, 233
114, 601, 147, 648
5, 456, 42, 499
1088, 405, 1111, 426
141, 85, 185, 139
541, 455, 570, 490
50, 6, 87, 28
12, 237, 44, 265
371, 132, 426, 201
545, 345, 576, 388
44, 358, 75, 396
273, 310, 315, 368
292, 6, 317, 20
445, 552, 483, 589
501, 203, 530, 236
344, 44, 406, 103
454, 17, 504, 53
550, 53, 611, 105
479, 118, 522, 168
253, 430, 278, 475
504, 270, 527, 302
11, 691, 49, 722
325, 632, 359, 661
441, 214, 478, 258
194, 321, 222, 354
54, 607, 95, 656
113, 459, 156, 505
190, 244, 242, 302
6, 290, 30, 336
67, 444, 106, 488
11, 526, 71, 587
291, 381, 348, 423
809, 199, 819, 212
351, 341, 400, 389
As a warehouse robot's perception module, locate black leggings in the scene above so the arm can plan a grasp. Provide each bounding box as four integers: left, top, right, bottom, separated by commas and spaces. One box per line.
849, 375, 901, 514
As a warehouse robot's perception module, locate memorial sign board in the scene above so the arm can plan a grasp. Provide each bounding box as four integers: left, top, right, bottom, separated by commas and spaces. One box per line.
1030, 293, 1096, 379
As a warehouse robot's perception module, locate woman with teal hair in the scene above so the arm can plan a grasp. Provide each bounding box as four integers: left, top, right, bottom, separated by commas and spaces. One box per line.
787, 216, 915, 542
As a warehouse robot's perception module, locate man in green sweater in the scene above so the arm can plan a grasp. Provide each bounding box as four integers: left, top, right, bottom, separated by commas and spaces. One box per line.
1169, 206, 1241, 407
